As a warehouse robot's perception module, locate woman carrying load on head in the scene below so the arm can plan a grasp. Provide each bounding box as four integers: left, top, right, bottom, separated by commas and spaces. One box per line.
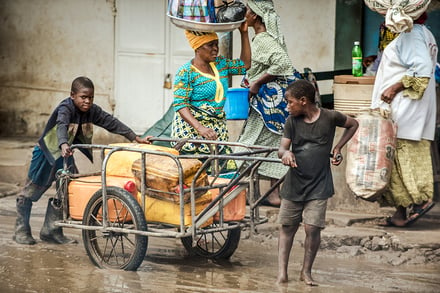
366, 0, 437, 227
171, 24, 251, 172
235, 0, 302, 206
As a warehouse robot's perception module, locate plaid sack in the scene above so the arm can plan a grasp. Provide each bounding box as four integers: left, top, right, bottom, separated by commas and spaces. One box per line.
168, 0, 215, 23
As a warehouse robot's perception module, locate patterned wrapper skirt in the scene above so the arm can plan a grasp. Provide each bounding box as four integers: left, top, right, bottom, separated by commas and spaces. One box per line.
171, 105, 237, 173
379, 139, 434, 208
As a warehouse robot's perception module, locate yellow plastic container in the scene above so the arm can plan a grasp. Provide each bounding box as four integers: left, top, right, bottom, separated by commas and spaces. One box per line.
68, 175, 213, 227
105, 143, 179, 178
140, 191, 213, 227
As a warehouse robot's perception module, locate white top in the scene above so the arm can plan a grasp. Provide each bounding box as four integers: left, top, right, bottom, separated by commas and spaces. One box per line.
371, 24, 438, 141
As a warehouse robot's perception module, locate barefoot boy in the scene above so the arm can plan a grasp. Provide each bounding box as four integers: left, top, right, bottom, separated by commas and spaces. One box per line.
277, 79, 358, 285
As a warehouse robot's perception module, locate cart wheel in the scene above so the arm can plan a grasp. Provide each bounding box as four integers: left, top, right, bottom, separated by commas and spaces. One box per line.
82, 186, 148, 271
181, 222, 241, 259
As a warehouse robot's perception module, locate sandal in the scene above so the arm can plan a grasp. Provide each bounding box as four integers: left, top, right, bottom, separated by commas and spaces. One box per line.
406, 201, 435, 227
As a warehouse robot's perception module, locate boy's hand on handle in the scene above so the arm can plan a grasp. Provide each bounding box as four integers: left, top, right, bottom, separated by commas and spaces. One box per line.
281, 151, 297, 168
134, 136, 152, 144
61, 143, 73, 157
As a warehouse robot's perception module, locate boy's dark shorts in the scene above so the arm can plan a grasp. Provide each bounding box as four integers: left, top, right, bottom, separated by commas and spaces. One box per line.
277, 198, 328, 228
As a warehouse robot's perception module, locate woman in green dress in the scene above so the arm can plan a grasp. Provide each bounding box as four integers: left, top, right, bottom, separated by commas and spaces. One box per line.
236, 0, 300, 206
171, 26, 251, 173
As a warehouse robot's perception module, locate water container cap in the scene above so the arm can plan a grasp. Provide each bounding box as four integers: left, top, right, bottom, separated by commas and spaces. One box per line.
354, 41, 360, 45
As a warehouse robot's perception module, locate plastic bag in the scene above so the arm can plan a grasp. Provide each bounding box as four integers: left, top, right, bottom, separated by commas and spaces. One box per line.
216, 0, 246, 23
345, 110, 397, 202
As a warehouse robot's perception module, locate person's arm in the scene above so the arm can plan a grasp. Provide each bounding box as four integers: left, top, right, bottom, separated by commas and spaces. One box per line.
331, 116, 359, 166
177, 107, 217, 140
134, 136, 152, 144
56, 103, 74, 157
380, 82, 404, 104
239, 22, 251, 70
278, 137, 296, 168
172, 66, 217, 140
248, 35, 293, 96
91, 105, 151, 144
249, 72, 276, 96
381, 28, 432, 104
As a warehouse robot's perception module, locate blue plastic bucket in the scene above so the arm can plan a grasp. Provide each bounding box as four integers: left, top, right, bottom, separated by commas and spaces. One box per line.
224, 88, 249, 120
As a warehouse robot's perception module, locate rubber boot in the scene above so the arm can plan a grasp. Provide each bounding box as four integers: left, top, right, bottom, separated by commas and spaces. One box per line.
40, 198, 77, 244
13, 197, 36, 245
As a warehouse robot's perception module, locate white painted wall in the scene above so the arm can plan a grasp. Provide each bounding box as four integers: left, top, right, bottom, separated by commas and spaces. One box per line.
232, 0, 336, 94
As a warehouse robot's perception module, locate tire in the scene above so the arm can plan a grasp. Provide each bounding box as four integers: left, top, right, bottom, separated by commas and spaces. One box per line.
181, 222, 241, 259
82, 186, 148, 271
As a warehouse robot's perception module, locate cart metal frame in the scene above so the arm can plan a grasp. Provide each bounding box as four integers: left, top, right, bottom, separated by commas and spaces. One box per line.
55, 138, 283, 270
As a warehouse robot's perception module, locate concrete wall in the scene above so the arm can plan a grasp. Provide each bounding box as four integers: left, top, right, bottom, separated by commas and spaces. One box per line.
0, 0, 122, 142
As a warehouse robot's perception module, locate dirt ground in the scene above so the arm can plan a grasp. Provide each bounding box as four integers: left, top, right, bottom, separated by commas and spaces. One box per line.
1, 185, 439, 293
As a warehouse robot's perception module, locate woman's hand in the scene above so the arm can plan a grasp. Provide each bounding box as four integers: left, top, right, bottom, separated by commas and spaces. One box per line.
249, 81, 260, 96
239, 21, 248, 33
177, 107, 217, 140
381, 82, 404, 104
196, 125, 218, 140
249, 73, 276, 96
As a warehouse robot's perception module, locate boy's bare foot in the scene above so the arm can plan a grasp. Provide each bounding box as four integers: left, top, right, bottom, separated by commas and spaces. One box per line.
300, 272, 318, 286
276, 275, 288, 284
266, 179, 281, 206
266, 192, 281, 207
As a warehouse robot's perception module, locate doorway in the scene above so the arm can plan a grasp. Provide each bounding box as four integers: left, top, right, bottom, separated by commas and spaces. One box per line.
114, 0, 193, 133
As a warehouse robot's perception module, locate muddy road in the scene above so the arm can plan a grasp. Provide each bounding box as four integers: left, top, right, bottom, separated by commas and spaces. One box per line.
1, 192, 439, 293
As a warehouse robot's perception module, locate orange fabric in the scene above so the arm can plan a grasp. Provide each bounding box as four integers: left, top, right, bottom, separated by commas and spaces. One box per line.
185, 30, 218, 50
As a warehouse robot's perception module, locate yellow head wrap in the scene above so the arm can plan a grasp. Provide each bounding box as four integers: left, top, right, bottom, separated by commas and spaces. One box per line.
185, 30, 218, 50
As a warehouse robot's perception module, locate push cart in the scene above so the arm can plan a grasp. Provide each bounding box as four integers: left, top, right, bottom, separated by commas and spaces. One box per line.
55, 138, 283, 271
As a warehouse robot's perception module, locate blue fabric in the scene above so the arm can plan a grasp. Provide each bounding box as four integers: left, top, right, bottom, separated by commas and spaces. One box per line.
207, 0, 217, 22
250, 72, 302, 134
28, 146, 75, 187
435, 63, 440, 84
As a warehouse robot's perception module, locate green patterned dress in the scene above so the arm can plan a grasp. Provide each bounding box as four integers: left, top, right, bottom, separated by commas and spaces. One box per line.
237, 32, 297, 179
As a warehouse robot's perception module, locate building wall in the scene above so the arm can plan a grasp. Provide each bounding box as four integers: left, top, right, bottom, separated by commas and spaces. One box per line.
232, 0, 336, 95
0, 0, 118, 141
0, 0, 337, 140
